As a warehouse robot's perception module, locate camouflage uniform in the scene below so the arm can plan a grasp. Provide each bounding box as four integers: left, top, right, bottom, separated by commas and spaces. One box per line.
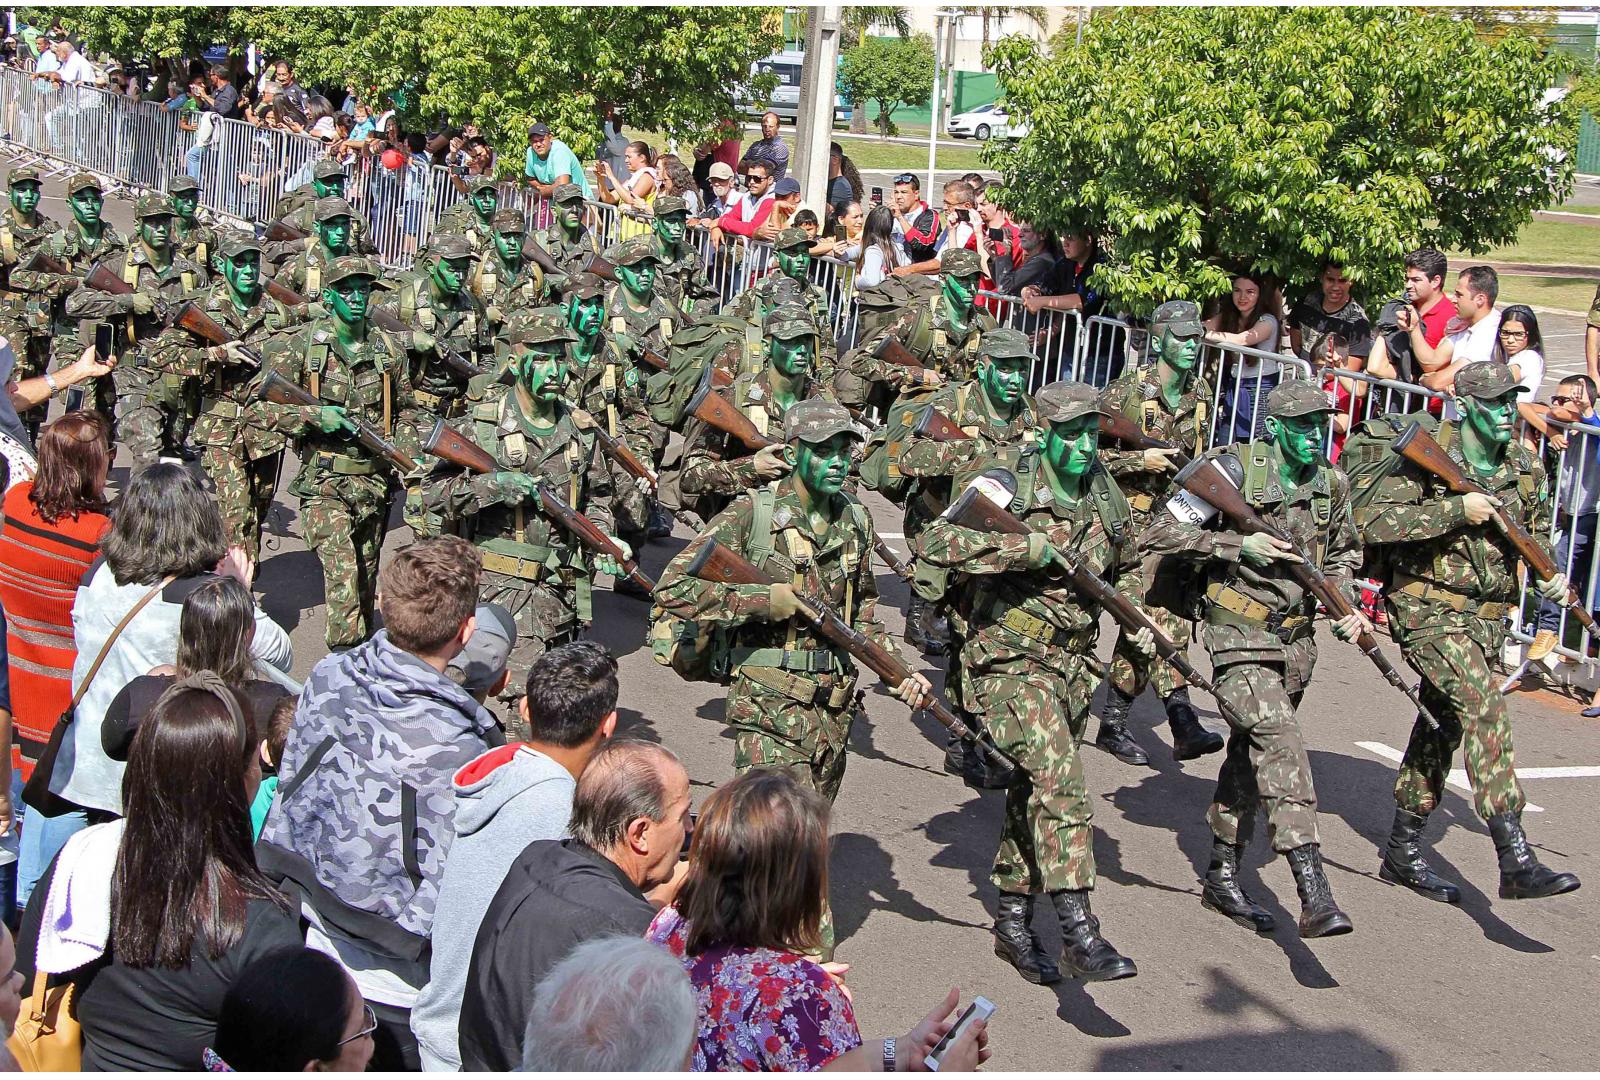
603, 234, 689, 461
650, 194, 717, 314
63, 194, 209, 466
725, 227, 838, 387
261, 257, 418, 649
432, 175, 500, 254
0, 163, 62, 386
537, 183, 600, 278
166, 175, 222, 275
271, 196, 358, 299
426, 326, 616, 720
187, 238, 299, 559
270, 159, 378, 256
472, 208, 557, 342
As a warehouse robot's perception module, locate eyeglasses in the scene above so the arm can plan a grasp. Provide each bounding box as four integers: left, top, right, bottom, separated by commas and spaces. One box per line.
338, 1004, 379, 1047
893, 173, 916, 185
1498, 328, 1529, 340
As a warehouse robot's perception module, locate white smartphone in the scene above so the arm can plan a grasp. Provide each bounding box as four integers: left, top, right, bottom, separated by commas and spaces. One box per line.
925, 996, 995, 1072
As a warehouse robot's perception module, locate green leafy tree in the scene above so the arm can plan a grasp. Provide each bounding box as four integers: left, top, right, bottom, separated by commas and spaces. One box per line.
987, 7, 1574, 314
837, 33, 935, 138
834, 6, 912, 134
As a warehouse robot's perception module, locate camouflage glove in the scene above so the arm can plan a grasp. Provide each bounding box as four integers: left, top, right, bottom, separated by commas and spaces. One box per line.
594, 534, 634, 580
124, 292, 156, 316
411, 329, 437, 354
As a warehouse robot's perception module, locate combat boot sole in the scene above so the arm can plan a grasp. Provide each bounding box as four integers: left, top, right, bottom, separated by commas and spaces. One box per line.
1378, 859, 1460, 903
1499, 871, 1581, 900
1200, 887, 1275, 933
992, 937, 1061, 986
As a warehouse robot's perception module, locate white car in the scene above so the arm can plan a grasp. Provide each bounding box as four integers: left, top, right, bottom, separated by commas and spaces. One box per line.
945, 102, 1028, 141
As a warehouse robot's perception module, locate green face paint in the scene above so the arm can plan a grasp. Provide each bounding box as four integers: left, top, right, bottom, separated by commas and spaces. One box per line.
517, 344, 568, 401
653, 212, 687, 247
1043, 415, 1099, 479
941, 272, 978, 315
316, 215, 352, 255
566, 295, 604, 339
471, 188, 498, 220
768, 335, 814, 379
1157, 329, 1201, 372
1462, 391, 1516, 451
139, 215, 172, 250
430, 255, 471, 295
9, 181, 40, 217
493, 229, 523, 264
777, 247, 811, 281
1268, 413, 1326, 470
70, 189, 102, 227
171, 190, 199, 222
312, 174, 345, 200
557, 202, 583, 232
616, 260, 656, 298
224, 251, 261, 298
979, 354, 1029, 409
793, 433, 855, 497
323, 276, 373, 325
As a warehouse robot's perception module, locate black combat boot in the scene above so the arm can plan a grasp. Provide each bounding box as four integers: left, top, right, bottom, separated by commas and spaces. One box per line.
1164, 689, 1224, 760
647, 502, 674, 539
992, 893, 1060, 985
905, 597, 938, 654
962, 731, 1017, 790
1200, 834, 1274, 932
1284, 843, 1354, 938
1488, 811, 1581, 899
1378, 808, 1460, 903
944, 732, 971, 775
1093, 687, 1150, 767
1050, 889, 1137, 981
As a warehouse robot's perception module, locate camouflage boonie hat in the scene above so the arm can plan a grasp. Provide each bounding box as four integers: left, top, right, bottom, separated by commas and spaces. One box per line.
491, 207, 526, 234
219, 234, 265, 260
551, 182, 585, 205
311, 159, 347, 181
166, 174, 201, 196
773, 226, 811, 253
429, 233, 476, 260
323, 255, 381, 286
313, 196, 356, 223
612, 234, 659, 267
1152, 299, 1203, 338
133, 193, 176, 219
1036, 380, 1110, 424
765, 303, 816, 341
507, 312, 577, 347
66, 172, 104, 196
1454, 360, 1528, 400
652, 195, 688, 217
941, 247, 981, 278
978, 327, 1034, 361
465, 175, 499, 194
1265, 379, 1336, 419
7, 163, 43, 186
563, 272, 607, 301
784, 398, 861, 444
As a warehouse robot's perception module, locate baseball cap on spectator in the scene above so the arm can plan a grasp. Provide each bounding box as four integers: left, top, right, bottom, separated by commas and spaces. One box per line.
773, 177, 801, 198
527, 121, 551, 138
447, 603, 517, 698
707, 162, 735, 182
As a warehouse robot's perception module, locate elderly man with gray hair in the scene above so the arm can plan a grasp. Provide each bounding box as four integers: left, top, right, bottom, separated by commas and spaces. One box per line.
520, 935, 697, 1072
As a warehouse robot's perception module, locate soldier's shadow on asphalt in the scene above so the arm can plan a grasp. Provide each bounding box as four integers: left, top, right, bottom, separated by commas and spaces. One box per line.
831, 831, 989, 944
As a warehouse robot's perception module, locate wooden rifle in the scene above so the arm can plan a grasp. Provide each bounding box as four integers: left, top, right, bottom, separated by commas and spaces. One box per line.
256, 370, 418, 474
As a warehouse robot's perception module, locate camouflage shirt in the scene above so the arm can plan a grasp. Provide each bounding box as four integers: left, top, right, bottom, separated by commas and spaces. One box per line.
0, 206, 59, 285
274, 187, 378, 255
898, 380, 1039, 501
569, 338, 652, 444
11, 223, 127, 333
171, 216, 221, 274
433, 202, 495, 253
680, 370, 826, 497
855, 294, 998, 391
1098, 366, 1214, 510
188, 285, 299, 459
1141, 442, 1361, 664
537, 228, 599, 278
726, 272, 838, 382
382, 274, 494, 406
604, 286, 687, 363
471, 256, 553, 336
655, 239, 717, 311
271, 240, 343, 299
63, 246, 209, 370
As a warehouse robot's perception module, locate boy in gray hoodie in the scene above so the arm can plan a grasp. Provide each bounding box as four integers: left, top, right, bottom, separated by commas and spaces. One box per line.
411, 640, 620, 1072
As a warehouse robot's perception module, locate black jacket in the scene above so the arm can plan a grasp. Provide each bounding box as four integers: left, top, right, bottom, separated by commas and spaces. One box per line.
457, 838, 656, 1071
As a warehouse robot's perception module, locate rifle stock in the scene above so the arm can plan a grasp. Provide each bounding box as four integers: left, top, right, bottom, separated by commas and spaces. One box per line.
583, 255, 616, 284
873, 335, 926, 370
22, 249, 71, 276
640, 346, 733, 387
263, 220, 308, 244
171, 302, 263, 368
943, 485, 1252, 731
1394, 422, 1600, 640
82, 262, 131, 296
1172, 455, 1440, 730
523, 237, 560, 277
257, 370, 418, 474
913, 406, 971, 442
1098, 411, 1192, 469
422, 421, 655, 592
685, 538, 1013, 769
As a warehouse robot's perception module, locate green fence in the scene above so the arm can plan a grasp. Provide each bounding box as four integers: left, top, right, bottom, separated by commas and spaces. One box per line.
864, 69, 1000, 130
1580, 111, 1600, 177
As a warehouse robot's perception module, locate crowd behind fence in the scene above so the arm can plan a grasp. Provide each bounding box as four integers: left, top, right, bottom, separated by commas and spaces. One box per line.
4, 60, 1596, 669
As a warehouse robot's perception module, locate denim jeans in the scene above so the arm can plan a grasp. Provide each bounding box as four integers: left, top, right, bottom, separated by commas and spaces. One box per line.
15, 781, 88, 914
1225, 369, 1279, 443
1536, 511, 1599, 636
184, 142, 208, 182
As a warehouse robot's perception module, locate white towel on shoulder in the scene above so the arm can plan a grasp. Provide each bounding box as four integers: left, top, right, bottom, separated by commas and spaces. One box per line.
36, 820, 125, 975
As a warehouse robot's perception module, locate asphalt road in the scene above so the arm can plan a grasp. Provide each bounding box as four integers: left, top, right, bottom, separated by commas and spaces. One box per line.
30, 161, 1599, 1073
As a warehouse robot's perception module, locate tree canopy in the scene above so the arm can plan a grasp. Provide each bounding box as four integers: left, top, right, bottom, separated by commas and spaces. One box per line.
986, 7, 1574, 314
837, 33, 935, 138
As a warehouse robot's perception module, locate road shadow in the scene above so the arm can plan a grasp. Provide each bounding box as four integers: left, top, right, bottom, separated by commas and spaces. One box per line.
613, 705, 662, 745
254, 546, 322, 634
830, 830, 988, 948
1094, 966, 1399, 1069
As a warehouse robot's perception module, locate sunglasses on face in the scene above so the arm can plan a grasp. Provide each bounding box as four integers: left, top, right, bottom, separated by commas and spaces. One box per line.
1551, 395, 1578, 406
893, 173, 916, 185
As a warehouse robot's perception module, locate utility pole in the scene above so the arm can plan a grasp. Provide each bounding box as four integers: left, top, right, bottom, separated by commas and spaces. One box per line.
794, 4, 842, 216
930, 9, 957, 196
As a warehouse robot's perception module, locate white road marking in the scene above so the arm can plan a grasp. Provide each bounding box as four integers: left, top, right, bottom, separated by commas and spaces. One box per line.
1355, 742, 1545, 812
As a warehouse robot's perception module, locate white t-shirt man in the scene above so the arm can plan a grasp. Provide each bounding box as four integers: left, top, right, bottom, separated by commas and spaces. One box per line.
55, 48, 95, 86
1442, 307, 1502, 420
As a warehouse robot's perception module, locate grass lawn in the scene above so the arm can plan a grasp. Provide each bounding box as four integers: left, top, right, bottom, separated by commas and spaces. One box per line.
1449, 219, 1600, 268
1496, 273, 1597, 314
1546, 203, 1600, 216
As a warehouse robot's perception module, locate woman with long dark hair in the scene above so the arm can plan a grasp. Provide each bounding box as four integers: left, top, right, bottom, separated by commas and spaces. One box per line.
855, 204, 905, 287
1494, 303, 1544, 394
1205, 270, 1286, 440
16, 676, 302, 1070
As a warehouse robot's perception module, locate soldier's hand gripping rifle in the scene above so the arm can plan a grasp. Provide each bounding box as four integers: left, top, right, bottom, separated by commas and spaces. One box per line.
686, 537, 1016, 771
942, 475, 1254, 732
1171, 454, 1440, 730
82, 261, 175, 322
260, 277, 415, 340
168, 301, 263, 369
1394, 420, 1600, 641
589, 424, 700, 533
256, 370, 418, 474
1097, 411, 1193, 471
684, 375, 916, 583
423, 420, 656, 593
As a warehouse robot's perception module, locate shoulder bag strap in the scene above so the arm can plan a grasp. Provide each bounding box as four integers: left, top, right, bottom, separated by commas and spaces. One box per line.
66, 573, 178, 714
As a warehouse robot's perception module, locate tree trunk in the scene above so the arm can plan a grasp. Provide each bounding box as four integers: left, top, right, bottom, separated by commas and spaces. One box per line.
850, 98, 868, 134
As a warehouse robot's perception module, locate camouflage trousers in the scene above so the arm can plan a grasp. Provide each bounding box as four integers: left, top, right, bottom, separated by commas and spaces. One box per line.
728, 668, 858, 962
1207, 649, 1318, 852
966, 630, 1100, 894
114, 365, 196, 468
200, 443, 279, 561
403, 402, 465, 537
1107, 547, 1193, 701
294, 470, 390, 649
1394, 634, 1525, 820
609, 436, 655, 547
477, 566, 584, 736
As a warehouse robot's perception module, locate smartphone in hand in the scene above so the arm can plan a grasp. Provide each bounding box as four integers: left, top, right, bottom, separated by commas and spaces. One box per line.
926, 997, 994, 1072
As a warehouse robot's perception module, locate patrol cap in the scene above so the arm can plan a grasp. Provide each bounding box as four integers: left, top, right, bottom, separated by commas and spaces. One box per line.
978, 326, 1034, 362
1453, 360, 1528, 401
491, 207, 526, 234
1036, 380, 1110, 424
611, 234, 659, 267
652, 195, 688, 218
428, 232, 477, 260
773, 226, 811, 253
313, 196, 356, 223
66, 171, 104, 196
1265, 379, 1337, 419
167, 174, 200, 196
784, 398, 861, 444
940, 247, 981, 278
7, 163, 43, 186
133, 193, 175, 220
507, 312, 577, 347
765, 303, 816, 341
465, 175, 499, 194
323, 255, 381, 286
1152, 299, 1203, 338
563, 272, 607, 301
218, 234, 265, 260
551, 182, 585, 206
312, 159, 347, 181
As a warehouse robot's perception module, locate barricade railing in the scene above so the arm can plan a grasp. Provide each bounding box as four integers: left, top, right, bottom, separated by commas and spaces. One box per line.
1314, 366, 1445, 464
